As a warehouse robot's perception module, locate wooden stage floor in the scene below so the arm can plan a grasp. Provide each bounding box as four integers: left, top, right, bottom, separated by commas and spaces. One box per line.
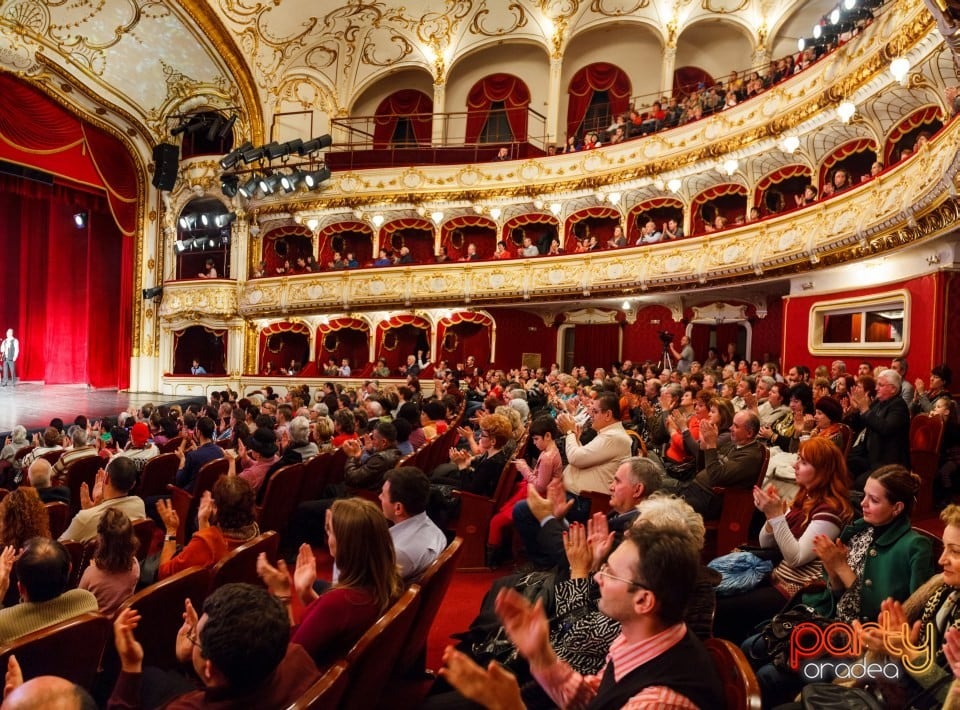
0, 384, 201, 434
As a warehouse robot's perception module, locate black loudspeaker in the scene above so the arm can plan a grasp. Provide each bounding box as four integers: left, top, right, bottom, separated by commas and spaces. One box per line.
152, 143, 180, 191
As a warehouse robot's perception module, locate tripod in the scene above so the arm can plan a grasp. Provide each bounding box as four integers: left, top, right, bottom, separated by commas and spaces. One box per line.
660, 343, 673, 372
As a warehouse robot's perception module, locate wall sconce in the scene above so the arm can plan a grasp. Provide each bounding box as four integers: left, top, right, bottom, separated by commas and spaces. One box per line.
549, 202, 562, 216
607, 192, 621, 205
667, 178, 682, 193
722, 158, 739, 176
371, 214, 385, 228
306, 218, 319, 231
430, 210, 444, 224
890, 56, 910, 85
780, 136, 800, 154
926, 253, 942, 266
801, 281, 814, 290
489, 207, 502, 220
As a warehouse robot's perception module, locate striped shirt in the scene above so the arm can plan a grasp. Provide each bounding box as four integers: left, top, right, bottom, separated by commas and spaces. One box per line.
531, 622, 699, 709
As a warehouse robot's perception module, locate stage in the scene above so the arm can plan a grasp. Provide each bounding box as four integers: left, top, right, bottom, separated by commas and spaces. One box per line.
0, 384, 202, 434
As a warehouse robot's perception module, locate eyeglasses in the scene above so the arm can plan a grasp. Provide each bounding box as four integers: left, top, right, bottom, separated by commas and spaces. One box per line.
596, 562, 649, 589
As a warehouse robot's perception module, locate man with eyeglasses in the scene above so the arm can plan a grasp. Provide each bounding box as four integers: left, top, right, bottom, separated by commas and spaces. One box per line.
846, 368, 910, 489
440, 516, 723, 708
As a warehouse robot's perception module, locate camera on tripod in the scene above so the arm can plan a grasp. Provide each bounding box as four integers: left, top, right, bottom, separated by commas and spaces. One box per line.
658, 330, 674, 344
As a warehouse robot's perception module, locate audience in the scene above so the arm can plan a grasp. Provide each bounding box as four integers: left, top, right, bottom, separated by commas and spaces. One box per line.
78, 508, 139, 616
58, 457, 144, 543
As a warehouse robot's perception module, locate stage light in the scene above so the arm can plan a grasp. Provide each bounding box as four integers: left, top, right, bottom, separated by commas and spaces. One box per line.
218, 212, 237, 228
241, 144, 266, 163
218, 114, 238, 139
263, 142, 287, 160
73, 211, 87, 228
303, 166, 331, 189
283, 139, 303, 155
178, 216, 189, 230
184, 117, 206, 135
205, 117, 223, 142
142, 285, 163, 300
175, 240, 185, 253
257, 174, 274, 195
238, 176, 259, 198
280, 171, 302, 193
298, 135, 333, 156
220, 142, 251, 170
201, 214, 209, 226
220, 175, 239, 198
830, 8, 841, 24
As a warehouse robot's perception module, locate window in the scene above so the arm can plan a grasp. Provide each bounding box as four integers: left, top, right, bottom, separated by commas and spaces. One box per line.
808, 291, 909, 356
479, 101, 513, 144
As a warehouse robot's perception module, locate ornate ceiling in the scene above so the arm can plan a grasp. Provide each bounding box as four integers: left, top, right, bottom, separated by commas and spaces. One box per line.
0, 0, 837, 146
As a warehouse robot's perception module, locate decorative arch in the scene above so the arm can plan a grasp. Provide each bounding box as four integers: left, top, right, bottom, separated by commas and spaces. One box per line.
436, 311, 495, 367
627, 198, 684, 244
672, 66, 715, 97
690, 183, 748, 234
382, 218, 434, 263
565, 206, 621, 252
375, 314, 432, 373
465, 73, 531, 144
819, 138, 878, 187
261, 224, 313, 275
754, 165, 813, 216
441, 215, 497, 260
172, 325, 227, 375
373, 89, 433, 148
316, 317, 371, 375
258, 321, 311, 375
883, 105, 944, 165
502, 213, 560, 253
566, 63, 631, 139
316, 220, 373, 267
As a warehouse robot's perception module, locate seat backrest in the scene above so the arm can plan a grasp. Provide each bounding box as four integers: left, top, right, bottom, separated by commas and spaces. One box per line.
210, 530, 279, 590
342, 587, 421, 710
704, 637, 762, 710
0, 613, 111, 690
913, 526, 944, 566
158, 435, 184, 454
138, 452, 180, 497
132, 517, 157, 561
581, 489, 612, 517
257, 463, 306, 535
187, 457, 229, 525
491, 459, 520, 509
13, 446, 34, 464
396, 538, 463, 676
285, 661, 349, 709
117, 566, 211, 670
45, 501, 70, 539
65, 456, 103, 516
299, 450, 333, 503
61, 540, 85, 588
910, 414, 945, 453
756, 443, 771, 486
38, 449, 63, 465
837, 423, 854, 457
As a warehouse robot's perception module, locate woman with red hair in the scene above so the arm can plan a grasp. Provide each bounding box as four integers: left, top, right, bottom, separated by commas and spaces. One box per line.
712, 437, 853, 642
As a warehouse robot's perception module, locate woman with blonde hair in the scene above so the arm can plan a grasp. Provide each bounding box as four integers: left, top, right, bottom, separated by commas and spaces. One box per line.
258, 497, 402, 669
714, 437, 853, 643
79, 508, 138, 615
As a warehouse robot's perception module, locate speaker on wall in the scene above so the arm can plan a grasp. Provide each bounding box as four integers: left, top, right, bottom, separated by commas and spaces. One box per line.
152, 143, 180, 191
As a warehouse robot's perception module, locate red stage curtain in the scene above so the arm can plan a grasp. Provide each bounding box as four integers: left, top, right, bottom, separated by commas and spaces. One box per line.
0, 74, 139, 237
0, 175, 132, 388
465, 74, 531, 144
572, 323, 620, 372
373, 90, 433, 148
566, 63, 631, 139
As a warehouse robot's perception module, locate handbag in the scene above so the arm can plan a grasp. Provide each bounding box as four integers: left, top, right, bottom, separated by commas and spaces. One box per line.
751, 604, 833, 671
800, 683, 884, 710
771, 560, 825, 598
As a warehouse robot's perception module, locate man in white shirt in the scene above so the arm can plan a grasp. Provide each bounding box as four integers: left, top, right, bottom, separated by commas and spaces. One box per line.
636, 219, 663, 245
59, 457, 145, 543
379, 466, 447, 580
1, 328, 18, 386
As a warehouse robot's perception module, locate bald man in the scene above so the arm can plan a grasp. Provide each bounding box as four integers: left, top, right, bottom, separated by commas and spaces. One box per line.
26, 459, 70, 505
2, 660, 96, 709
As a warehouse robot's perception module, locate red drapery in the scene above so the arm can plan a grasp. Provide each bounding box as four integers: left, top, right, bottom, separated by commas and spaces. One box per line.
673, 66, 715, 97
572, 322, 620, 371
376, 315, 431, 370
884, 105, 942, 165
441, 215, 497, 260
382, 218, 434, 263
627, 198, 683, 243
753, 165, 812, 206
261, 225, 313, 274
373, 90, 433, 148
565, 206, 620, 252
465, 74, 531, 144
316, 221, 372, 268
258, 322, 311, 373
437, 311, 493, 365
819, 138, 877, 186
316, 318, 370, 373
0, 174, 132, 388
502, 214, 559, 247
0, 74, 139, 237
172, 326, 227, 375
566, 63, 631, 139
691, 183, 748, 234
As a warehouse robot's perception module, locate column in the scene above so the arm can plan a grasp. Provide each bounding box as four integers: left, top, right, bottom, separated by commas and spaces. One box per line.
547, 57, 563, 145
660, 47, 677, 99
432, 81, 446, 146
